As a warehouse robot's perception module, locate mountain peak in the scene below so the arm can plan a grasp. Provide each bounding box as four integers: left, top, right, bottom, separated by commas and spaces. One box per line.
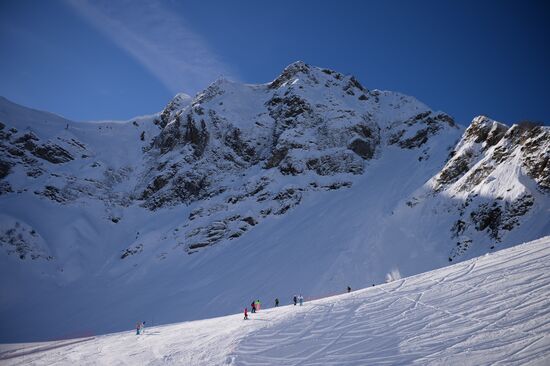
172, 92, 192, 103
269, 61, 314, 89
284, 60, 310, 72
268, 61, 367, 95
464, 115, 508, 146
470, 115, 505, 128
157, 93, 193, 128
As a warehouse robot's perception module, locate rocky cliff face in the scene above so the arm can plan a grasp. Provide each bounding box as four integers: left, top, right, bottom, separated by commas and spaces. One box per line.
0, 64, 547, 259
129, 62, 460, 251
411, 116, 550, 261
150, 65, 451, 192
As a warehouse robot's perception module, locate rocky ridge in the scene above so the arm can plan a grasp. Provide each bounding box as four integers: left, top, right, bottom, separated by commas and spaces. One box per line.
409, 116, 550, 261
0, 63, 547, 260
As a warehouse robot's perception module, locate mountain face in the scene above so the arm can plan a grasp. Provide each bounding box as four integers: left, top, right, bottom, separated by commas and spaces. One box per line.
0, 62, 548, 342
427, 117, 550, 260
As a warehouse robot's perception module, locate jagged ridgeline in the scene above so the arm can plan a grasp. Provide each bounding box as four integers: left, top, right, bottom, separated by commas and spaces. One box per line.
0, 62, 548, 342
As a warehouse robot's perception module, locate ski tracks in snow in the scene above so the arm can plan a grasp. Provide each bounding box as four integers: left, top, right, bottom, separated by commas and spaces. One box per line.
0, 337, 95, 361
231, 238, 550, 365
1, 237, 549, 365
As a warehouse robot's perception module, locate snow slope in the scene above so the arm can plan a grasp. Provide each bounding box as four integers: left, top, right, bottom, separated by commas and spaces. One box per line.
1, 236, 549, 365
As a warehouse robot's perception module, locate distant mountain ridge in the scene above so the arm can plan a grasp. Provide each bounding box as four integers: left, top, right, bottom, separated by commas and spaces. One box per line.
0, 62, 548, 342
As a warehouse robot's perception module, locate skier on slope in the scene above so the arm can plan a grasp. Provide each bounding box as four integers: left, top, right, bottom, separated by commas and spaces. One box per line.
255, 299, 261, 311
251, 301, 256, 313
244, 307, 248, 320
347, 286, 351, 293
136, 322, 141, 335
141, 321, 146, 334
275, 298, 279, 307
299, 294, 304, 306
293, 295, 297, 306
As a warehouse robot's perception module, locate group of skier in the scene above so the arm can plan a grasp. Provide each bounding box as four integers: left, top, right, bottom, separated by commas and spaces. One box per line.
135, 286, 354, 332
292, 294, 304, 306
244, 293, 310, 319
250, 299, 261, 313
243, 286, 354, 320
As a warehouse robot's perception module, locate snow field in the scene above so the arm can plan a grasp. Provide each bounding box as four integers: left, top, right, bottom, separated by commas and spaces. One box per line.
2, 236, 549, 365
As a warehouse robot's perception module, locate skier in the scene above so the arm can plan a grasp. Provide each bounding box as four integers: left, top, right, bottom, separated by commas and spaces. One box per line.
275, 298, 279, 307
299, 294, 304, 306
136, 322, 141, 335
251, 301, 256, 313
347, 286, 351, 293
255, 299, 261, 311
293, 295, 297, 306
244, 307, 248, 320
141, 321, 146, 334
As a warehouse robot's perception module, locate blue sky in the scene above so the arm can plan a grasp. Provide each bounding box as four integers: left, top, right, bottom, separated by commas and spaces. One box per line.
0, 0, 548, 124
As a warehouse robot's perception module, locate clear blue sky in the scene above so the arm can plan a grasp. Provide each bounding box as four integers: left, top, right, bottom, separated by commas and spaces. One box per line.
0, 0, 548, 124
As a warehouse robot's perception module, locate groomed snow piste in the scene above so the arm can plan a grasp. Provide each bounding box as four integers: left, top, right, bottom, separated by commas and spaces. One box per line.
1, 236, 549, 365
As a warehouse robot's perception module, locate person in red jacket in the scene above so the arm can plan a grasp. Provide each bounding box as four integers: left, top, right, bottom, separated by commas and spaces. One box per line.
244, 307, 248, 320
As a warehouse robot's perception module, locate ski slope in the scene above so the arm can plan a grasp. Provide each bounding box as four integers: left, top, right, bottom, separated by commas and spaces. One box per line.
2, 236, 549, 365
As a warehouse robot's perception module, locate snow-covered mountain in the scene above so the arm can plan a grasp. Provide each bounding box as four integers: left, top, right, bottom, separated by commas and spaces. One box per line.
2, 236, 549, 365
0, 62, 548, 342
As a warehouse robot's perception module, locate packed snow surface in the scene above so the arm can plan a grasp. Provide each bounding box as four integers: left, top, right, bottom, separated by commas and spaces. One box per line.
2, 236, 549, 365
